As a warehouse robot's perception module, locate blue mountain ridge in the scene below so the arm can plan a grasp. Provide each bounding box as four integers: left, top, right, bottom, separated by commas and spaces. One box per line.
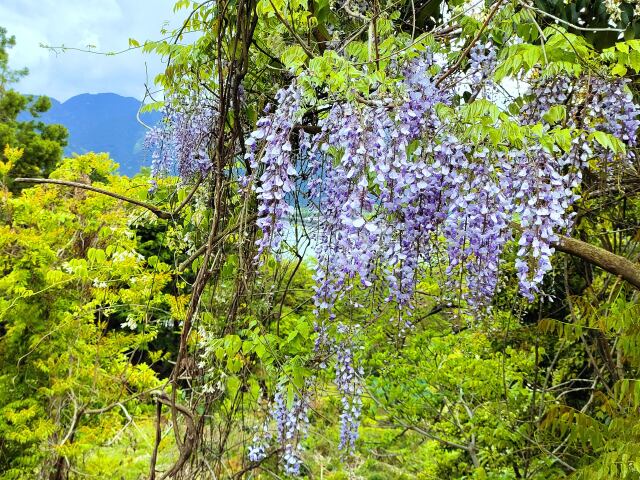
22, 93, 162, 176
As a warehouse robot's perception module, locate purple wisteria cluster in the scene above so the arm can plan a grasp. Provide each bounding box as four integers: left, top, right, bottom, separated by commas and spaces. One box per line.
521, 76, 572, 124
310, 53, 450, 319
513, 75, 576, 298
442, 146, 513, 307
245, 83, 303, 256
310, 103, 379, 312
247, 424, 270, 463
468, 42, 498, 94
334, 324, 363, 453
587, 77, 640, 162
513, 74, 640, 299
144, 110, 175, 180
144, 99, 218, 181
251, 58, 637, 308
247, 383, 310, 475
510, 145, 572, 300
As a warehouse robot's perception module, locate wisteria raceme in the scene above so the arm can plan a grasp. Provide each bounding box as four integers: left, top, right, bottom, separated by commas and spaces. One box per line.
512, 74, 640, 298
520, 75, 572, 125
468, 42, 498, 95
442, 146, 513, 308
144, 99, 218, 181
247, 383, 310, 475
311, 103, 380, 315
511, 146, 568, 300
586, 77, 640, 164
378, 55, 451, 308
247, 425, 270, 463
144, 109, 176, 179
311, 53, 450, 316
174, 104, 218, 179
334, 324, 363, 453
246, 83, 303, 256
513, 75, 574, 297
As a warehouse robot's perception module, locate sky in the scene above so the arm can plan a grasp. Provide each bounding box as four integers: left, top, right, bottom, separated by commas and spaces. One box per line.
1, 0, 178, 102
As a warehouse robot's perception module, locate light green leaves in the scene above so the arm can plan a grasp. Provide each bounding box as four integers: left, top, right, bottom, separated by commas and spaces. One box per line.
542, 105, 566, 125
281, 44, 308, 73
603, 39, 640, 75
589, 130, 626, 154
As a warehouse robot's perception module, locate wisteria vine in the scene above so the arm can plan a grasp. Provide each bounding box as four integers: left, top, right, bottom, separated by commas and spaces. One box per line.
244, 47, 640, 469
144, 37, 639, 473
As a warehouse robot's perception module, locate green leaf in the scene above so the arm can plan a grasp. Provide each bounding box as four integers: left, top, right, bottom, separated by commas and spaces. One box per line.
226, 375, 241, 396
629, 50, 640, 73
617, 42, 630, 53
540, 133, 555, 153
140, 101, 164, 113
522, 45, 541, 68
542, 105, 566, 124
590, 131, 625, 153
281, 45, 307, 72
226, 356, 242, 373
612, 63, 628, 76
313, 0, 329, 23
553, 128, 572, 152
254, 341, 266, 359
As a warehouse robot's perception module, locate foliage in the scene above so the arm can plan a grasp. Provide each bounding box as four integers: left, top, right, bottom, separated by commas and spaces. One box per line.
2, 0, 640, 479
0, 153, 175, 478
0, 26, 68, 190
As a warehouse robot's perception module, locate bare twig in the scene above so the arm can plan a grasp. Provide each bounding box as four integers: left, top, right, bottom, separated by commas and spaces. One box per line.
155, 394, 197, 480
14, 178, 173, 220
172, 175, 204, 216
344, 1, 368, 21
522, 3, 626, 32
149, 400, 163, 480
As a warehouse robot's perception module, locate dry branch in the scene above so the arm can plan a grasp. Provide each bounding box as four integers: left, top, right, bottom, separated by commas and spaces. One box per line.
14, 178, 173, 220
553, 234, 640, 290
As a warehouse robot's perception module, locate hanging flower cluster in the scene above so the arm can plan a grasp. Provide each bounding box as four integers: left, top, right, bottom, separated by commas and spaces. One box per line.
310, 54, 450, 319
513, 74, 640, 298
144, 98, 218, 181
248, 383, 310, 475
246, 83, 304, 256
587, 77, 640, 157
334, 324, 363, 453
247, 424, 270, 463
468, 42, 498, 94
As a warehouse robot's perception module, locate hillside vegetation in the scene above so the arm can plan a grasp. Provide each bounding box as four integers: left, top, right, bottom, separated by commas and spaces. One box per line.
2, 1, 640, 479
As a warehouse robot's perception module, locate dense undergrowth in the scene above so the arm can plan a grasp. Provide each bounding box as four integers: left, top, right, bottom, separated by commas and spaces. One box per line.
3, 0, 640, 478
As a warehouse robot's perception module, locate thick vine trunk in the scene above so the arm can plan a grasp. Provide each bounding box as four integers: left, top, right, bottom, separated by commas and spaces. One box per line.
553, 235, 640, 290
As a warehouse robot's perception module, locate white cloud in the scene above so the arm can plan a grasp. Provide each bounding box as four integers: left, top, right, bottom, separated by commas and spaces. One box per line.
1, 0, 178, 101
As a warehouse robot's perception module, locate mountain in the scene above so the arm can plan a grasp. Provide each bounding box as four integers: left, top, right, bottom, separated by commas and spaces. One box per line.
26, 93, 162, 176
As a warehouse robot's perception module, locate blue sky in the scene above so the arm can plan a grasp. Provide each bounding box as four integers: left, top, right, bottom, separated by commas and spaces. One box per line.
1, 0, 178, 101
